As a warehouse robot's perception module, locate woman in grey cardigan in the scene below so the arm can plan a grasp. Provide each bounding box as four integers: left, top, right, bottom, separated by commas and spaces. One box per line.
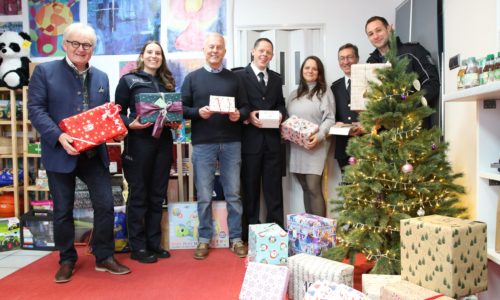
285, 55, 336, 217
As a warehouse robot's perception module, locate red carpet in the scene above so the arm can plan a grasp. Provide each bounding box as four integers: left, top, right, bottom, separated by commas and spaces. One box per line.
0, 247, 247, 300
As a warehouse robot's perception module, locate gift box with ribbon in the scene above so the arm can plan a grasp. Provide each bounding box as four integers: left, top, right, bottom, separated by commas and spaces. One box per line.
59, 103, 127, 152
135, 92, 183, 138
280, 115, 319, 147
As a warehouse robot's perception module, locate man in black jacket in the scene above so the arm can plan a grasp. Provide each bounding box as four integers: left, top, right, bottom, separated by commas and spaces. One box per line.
365, 16, 440, 128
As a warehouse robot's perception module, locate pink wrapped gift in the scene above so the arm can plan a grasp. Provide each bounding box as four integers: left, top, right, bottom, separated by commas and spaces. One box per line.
305, 280, 370, 300
280, 115, 319, 147
239, 262, 289, 300
209, 95, 236, 113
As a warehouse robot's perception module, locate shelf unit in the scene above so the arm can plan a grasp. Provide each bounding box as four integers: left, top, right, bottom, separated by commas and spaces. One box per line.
444, 82, 500, 264
172, 142, 194, 202
0, 87, 23, 217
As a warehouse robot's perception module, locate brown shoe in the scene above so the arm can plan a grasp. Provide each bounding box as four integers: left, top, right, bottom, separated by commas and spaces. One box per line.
193, 243, 209, 260
95, 257, 131, 275
54, 263, 75, 283
231, 241, 248, 258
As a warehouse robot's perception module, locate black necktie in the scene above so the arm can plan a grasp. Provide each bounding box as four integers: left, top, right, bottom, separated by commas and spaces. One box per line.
347, 78, 351, 96
258, 72, 266, 89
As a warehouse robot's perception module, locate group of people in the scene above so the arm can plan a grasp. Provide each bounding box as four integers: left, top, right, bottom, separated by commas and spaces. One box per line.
27, 15, 439, 283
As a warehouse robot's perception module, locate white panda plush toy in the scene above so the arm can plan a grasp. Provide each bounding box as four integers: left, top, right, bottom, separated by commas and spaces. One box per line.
0, 31, 31, 90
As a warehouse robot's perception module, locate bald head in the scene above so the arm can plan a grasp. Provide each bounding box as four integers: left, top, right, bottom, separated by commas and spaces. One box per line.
203, 33, 226, 69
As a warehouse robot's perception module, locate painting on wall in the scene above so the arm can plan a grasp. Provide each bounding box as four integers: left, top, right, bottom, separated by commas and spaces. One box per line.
119, 60, 137, 77
88, 0, 161, 55
28, 0, 80, 57
0, 0, 22, 16
167, 58, 204, 92
0, 22, 23, 33
167, 0, 227, 53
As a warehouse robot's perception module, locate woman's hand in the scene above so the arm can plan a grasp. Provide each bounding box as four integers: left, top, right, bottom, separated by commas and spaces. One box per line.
129, 116, 152, 130
305, 133, 319, 150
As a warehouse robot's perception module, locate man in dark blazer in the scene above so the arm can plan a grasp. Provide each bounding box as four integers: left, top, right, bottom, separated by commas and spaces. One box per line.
331, 43, 364, 171
28, 23, 130, 283
235, 38, 287, 234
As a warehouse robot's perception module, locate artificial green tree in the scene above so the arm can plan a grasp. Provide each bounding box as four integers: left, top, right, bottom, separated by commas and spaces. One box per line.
323, 35, 466, 274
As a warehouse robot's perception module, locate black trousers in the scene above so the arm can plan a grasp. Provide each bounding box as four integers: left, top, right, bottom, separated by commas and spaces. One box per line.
47, 153, 115, 265
123, 130, 173, 252
241, 144, 284, 234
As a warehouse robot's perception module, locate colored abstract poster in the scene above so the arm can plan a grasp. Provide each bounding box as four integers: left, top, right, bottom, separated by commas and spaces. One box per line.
167, 0, 227, 53
166, 58, 204, 92
88, 0, 160, 55
0, 22, 23, 33
28, 0, 80, 57
118, 61, 137, 77
0, 0, 22, 15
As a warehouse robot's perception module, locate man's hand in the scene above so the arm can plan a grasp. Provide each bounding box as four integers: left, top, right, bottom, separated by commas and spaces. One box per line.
58, 133, 79, 156
199, 106, 213, 119
248, 111, 262, 128
228, 109, 240, 122
129, 116, 152, 130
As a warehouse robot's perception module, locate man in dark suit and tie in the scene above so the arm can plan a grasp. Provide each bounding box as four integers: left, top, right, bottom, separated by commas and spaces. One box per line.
235, 38, 287, 234
331, 43, 364, 171
28, 23, 130, 283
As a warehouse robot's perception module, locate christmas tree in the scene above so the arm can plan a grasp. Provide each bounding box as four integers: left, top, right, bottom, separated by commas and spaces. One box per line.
323, 34, 466, 275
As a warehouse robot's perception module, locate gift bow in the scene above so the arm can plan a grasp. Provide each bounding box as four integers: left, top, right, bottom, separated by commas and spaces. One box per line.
136, 96, 182, 138
101, 102, 121, 120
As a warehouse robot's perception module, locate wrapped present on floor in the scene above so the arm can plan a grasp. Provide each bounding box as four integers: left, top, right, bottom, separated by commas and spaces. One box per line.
258, 110, 281, 128
287, 213, 336, 256
209, 95, 236, 113
59, 102, 127, 152
135, 92, 183, 138
249, 223, 288, 265
288, 253, 354, 300
305, 280, 370, 300
362, 274, 401, 300
380, 280, 455, 300
0, 217, 20, 251
400, 215, 487, 298
280, 115, 319, 147
169, 202, 229, 249
239, 261, 289, 300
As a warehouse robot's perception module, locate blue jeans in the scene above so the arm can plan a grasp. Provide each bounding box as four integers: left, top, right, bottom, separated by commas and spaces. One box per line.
193, 142, 243, 244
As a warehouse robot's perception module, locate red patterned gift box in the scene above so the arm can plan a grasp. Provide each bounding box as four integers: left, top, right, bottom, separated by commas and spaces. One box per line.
280, 115, 319, 147
59, 103, 127, 152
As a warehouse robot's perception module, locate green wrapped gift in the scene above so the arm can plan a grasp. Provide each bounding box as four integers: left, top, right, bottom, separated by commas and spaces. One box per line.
135, 93, 183, 125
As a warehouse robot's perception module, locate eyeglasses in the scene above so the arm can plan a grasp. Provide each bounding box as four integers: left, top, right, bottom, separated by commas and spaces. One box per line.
66, 40, 93, 50
339, 56, 356, 62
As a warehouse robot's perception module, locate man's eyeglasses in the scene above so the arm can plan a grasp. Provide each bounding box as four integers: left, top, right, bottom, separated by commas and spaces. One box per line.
66, 40, 93, 50
339, 56, 355, 62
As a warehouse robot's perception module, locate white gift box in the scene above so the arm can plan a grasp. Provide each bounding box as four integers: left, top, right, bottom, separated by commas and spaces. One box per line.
239, 262, 289, 300
288, 253, 354, 300
305, 280, 370, 300
362, 274, 401, 300
258, 110, 280, 128
209, 95, 236, 113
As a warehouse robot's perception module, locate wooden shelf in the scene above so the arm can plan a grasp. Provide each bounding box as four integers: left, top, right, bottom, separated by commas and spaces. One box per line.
26, 185, 50, 192
24, 153, 41, 158
444, 82, 500, 102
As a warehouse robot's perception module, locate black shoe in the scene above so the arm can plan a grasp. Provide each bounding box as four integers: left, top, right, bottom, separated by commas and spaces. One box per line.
130, 249, 157, 263
150, 248, 171, 259
54, 262, 75, 283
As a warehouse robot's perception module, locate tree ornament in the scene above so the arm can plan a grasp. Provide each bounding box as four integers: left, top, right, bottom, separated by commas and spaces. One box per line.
401, 162, 414, 173
401, 93, 407, 100
413, 79, 421, 91
421, 96, 428, 106
348, 156, 357, 165
431, 143, 437, 150
417, 207, 425, 216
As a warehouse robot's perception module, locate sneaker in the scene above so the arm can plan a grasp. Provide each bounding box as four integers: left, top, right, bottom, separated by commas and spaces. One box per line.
230, 241, 247, 258
193, 243, 209, 260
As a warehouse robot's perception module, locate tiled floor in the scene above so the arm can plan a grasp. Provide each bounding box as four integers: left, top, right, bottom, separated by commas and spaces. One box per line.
0, 249, 51, 279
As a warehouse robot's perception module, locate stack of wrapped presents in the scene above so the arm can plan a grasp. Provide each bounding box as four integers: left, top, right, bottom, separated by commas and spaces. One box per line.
238, 214, 488, 300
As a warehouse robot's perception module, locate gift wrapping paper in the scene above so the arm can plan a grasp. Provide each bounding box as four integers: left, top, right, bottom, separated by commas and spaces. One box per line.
380, 280, 455, 300
287, 213, 336, 256
288, 253, 354, 300
280, 115, 319, 147
169, 202, 229, 249
135, 92, 183, 124
59, 103, 127, 152
362, 274, 401, 300
209, 95, 236, 113
400, 215, 487, 298
239, 262, 289, 300
248, 223, 288, 265
258, 110, 280, 128
305, 280, 370, 300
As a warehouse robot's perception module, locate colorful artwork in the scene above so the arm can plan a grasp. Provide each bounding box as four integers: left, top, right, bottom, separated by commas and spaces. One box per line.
0, 22, 23, 33
88, 0, 160, 55
28, 0, 80, 57
167, 0, 227, 53
166, 58, 204, 92
119, 61, 137, 77
0, 0, 22, 16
